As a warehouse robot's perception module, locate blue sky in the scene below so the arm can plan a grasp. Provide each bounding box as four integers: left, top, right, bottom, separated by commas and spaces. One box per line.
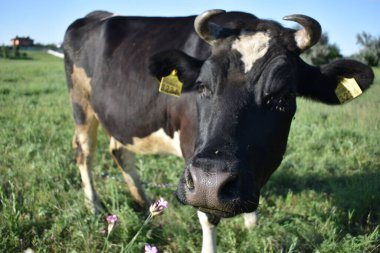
0, 0, 379, 56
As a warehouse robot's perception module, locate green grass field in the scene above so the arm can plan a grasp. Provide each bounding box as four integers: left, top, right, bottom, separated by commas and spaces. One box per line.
0, 51, 379, 253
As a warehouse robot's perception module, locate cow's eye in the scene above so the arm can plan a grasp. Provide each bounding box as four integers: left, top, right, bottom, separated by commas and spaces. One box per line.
196, 81, 212, 98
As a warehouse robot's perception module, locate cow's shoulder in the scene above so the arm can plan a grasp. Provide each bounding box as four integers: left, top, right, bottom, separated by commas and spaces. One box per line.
65, 11, 112, 35
64, 11, 113, 54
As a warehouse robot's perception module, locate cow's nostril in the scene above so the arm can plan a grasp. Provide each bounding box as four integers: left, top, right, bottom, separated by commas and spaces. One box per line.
219, 175, 239, 201
185, 169, 194, 190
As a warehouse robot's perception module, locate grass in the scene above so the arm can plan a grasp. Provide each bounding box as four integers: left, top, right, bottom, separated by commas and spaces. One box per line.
0, 51, 379, 252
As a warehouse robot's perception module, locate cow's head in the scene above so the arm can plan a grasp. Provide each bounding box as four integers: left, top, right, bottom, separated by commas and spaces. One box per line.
149, 10, 374, 218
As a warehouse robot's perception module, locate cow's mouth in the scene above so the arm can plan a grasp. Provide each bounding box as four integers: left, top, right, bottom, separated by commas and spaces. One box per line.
176, 186, 259, 218
176, 191, 241, 218
198, 207, 236, 218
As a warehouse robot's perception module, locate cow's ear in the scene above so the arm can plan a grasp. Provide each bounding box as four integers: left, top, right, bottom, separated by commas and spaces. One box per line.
297, 59, 374, 104
149, 50, 203, 91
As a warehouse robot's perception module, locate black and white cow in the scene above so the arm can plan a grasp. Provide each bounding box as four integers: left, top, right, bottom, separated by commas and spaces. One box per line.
63, 9, 374, 252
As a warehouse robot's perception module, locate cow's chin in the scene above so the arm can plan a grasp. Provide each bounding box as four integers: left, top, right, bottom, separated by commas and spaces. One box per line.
198, 204, 258, 218
175, 190, 235, 218
198, 207, 237, 218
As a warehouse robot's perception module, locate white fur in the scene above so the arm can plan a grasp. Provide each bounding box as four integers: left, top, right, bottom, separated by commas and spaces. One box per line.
232, 32, 271, 73
126, 128, 182, 157
243, 211, 258, 229
198, 211, 217, 253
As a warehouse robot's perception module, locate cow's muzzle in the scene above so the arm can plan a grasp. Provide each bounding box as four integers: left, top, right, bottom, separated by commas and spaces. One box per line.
176, 162, 259, 218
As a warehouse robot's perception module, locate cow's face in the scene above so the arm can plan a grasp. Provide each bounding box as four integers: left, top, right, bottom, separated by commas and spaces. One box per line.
184, 48, 298, 217
149, 10, 374, 218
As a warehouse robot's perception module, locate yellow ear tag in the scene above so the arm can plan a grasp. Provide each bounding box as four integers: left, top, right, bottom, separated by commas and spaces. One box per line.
335, 77, 362, 104
159, 70, 183, 97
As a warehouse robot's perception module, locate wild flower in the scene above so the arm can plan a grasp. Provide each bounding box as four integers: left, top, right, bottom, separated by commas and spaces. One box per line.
106, 214, 118, 235
149, 197, 169, 216
107, 214, 118, 224
124, 197, 168, 253
101, 214, 119, 253
144, 244, 159, 253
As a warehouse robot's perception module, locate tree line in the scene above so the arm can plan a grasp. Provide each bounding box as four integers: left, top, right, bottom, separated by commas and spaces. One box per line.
0, 45, 28, 59
0, 43, 60, 59
1, 32, 379, 65
302, 31, 380, 67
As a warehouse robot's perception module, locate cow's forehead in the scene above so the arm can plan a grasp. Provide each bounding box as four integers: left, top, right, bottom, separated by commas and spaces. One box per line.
231, 31, 272, 73
208, 21, 291, 75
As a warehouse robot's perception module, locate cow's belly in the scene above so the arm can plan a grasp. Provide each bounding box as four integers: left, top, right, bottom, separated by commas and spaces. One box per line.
124, 128, 182, 157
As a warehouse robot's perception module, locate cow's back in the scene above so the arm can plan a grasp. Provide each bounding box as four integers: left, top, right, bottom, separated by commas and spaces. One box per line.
63, 12, 207, 148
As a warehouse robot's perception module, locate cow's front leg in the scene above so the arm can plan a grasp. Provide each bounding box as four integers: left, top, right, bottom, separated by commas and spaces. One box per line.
197, 211, 220, 253
243, 211, 258, 229
109, 137, 150, 208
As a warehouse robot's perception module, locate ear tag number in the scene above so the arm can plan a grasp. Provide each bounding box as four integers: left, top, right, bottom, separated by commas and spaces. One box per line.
159, 69, 183, 97
335, 77, 362, 104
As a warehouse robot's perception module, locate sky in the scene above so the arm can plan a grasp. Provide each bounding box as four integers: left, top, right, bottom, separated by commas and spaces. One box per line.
0, 0, 379, 56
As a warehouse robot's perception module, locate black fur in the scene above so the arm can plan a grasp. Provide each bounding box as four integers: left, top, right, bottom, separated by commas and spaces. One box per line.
149, 50, 203, 91
298, 59, 374, 104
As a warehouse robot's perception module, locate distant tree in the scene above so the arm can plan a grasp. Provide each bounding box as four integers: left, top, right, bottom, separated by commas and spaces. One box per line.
2, 46, 10, 58
353, 32, 380, 67
33, 43, 60, 50
13, 45, 20, 58
5, 47, 10, 58
301, 32, 342, 65
0, 45, 9, 58
0, 45, 29, 59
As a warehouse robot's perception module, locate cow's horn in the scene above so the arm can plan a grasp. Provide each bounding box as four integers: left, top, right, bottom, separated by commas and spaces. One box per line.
194, 9, 226, 45
283, 14, 321, 52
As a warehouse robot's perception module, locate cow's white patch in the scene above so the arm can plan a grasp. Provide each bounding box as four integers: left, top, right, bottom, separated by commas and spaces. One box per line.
232, 32, 271, 73
197, 211, 217, 253
126, 128, 182, 157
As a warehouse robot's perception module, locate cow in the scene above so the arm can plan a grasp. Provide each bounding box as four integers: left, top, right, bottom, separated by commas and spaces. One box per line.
63, 9, 374, 253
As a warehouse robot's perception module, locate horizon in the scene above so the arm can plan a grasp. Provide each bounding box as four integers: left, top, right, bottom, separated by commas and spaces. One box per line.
1, 0, 379, 56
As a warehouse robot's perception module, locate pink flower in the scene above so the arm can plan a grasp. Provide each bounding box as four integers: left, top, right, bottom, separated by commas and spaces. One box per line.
106, 214, 118, 224
149, 197, 169, 216
106, 214, 118, 235
144, 244, 158, 253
